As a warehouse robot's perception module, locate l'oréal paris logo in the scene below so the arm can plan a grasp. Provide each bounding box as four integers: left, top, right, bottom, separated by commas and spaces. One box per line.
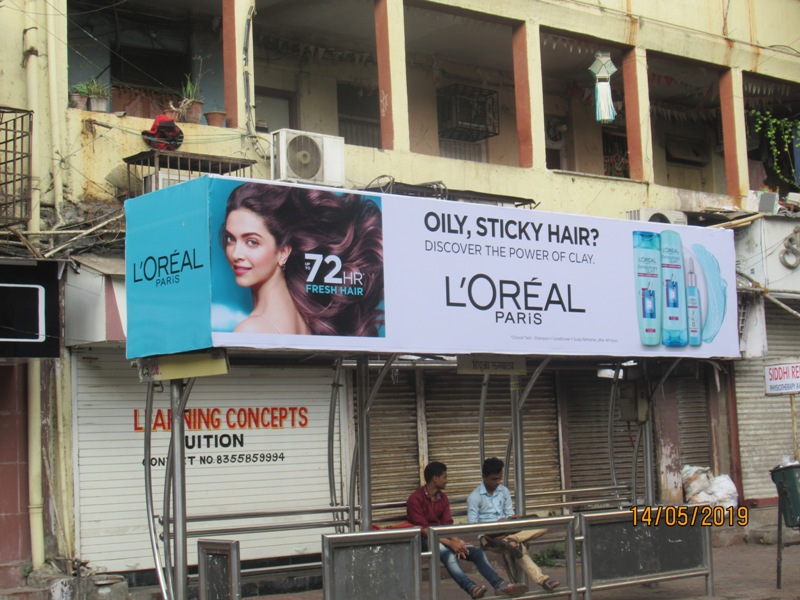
132, 249, 204, 287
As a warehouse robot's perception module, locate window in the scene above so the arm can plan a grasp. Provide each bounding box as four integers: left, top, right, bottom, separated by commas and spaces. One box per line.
255, 88, 296, 133
337, 82, 381, 148
603, 129, 629, 178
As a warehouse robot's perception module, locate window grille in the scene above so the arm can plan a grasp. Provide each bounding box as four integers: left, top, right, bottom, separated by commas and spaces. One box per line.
437, 84, 499, 142
0, 108, 33, 226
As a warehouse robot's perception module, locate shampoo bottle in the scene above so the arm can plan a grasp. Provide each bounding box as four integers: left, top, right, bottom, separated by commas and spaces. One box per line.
660, 230, 688, 347
633, 231, 661, 346
686, 257, 703, 346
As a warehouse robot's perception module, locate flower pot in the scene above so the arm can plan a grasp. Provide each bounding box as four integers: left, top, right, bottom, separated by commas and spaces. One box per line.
70, 92, 88, 110
185, 100, 204, 124
163, 108, 181, 121
204, 111, 227, 127
87, 96, 109, 112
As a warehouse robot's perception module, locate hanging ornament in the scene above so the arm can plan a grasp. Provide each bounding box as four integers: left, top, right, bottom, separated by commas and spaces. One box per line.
588, 51, 618, 124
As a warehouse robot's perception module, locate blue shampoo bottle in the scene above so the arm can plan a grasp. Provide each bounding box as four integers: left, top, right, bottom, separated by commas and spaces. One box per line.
633, 231, 661, 345
686, 257, 703, 346
660, 230, 688, 347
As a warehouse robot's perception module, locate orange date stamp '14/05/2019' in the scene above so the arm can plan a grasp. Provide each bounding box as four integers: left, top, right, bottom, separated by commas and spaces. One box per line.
631, 505, 749, 527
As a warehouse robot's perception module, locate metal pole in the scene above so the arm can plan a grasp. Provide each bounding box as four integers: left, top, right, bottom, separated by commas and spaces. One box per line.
430, 528, 441, 600
643, 419, 656, 506
777, 489, 783, 589
478, 374, 489, 466
790, 394, 799, 461
143, 382, 172, 600
170, 380, 188, 600
357, 356, 371, 530
328, 359, 344, 532
704, 517, 714, 596
511, 376, 526, 515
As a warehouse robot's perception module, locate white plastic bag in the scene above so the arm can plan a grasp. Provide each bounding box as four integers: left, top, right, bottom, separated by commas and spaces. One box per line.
681, 465, 713, 501
708, 474, 738, 509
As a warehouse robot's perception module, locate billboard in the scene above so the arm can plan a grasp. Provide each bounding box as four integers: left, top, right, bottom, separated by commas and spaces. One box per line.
125, 176, 740, 360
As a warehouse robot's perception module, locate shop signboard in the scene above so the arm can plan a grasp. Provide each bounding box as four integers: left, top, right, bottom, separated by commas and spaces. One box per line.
765, 360, 800, 396
125, 176, 740, 360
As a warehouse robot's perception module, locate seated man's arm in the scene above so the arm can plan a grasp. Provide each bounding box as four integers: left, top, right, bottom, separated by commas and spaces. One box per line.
466, 488, 480, 524
501, 487, 517, 519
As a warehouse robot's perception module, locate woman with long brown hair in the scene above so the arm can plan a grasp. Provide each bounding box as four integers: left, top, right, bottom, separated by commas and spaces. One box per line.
222, 182, 384, 337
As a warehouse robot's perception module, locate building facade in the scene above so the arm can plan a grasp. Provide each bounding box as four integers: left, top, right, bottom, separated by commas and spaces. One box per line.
1, 0, 799, 592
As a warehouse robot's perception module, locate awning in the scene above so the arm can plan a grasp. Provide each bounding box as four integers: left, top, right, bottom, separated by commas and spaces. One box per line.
65, 255, 126, 346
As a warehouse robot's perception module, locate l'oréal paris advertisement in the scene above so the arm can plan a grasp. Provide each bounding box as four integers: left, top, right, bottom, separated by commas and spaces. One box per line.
126, 176, 739, 359
209, 180, 385, 340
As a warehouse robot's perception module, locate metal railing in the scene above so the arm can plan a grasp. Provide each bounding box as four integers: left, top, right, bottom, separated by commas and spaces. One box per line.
429, 516, 578, 600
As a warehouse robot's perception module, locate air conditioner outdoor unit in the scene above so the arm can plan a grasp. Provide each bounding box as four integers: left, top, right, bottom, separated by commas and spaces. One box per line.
143, 171, 189, 194
626, 209, 689, 226
271, 129, 345, 187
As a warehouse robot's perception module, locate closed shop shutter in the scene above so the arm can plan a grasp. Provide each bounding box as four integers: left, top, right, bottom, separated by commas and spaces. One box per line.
423, 371, 560, 513
562, 370, 647, 503
74, 347, 343, 572
356, 368, 420, 519
736, 299, 800, 500
676, 376, 711, 468
563, 368, 710, 504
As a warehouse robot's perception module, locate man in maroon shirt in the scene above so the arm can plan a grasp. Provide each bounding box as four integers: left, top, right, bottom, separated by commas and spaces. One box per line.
407, 461, 528, 599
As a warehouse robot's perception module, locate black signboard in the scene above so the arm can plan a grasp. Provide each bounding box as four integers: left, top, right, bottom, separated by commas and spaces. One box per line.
0, 261, 60, 358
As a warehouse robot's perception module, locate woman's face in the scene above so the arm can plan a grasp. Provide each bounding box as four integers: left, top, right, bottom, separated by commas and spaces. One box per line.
224, 208, 290, 288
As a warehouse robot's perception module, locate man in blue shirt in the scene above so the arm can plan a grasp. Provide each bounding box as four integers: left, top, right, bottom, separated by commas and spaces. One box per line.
467, 457, 560, 593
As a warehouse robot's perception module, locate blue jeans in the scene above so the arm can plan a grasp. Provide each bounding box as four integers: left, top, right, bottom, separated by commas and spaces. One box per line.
438, 543, 505, 594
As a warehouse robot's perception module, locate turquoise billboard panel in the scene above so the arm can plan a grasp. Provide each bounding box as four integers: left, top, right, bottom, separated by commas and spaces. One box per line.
125, 178, 213, 358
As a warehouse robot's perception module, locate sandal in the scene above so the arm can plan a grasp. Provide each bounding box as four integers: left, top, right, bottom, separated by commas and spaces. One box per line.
496, 582, 528, 597
470, 584, 488, 599
541, 577, 560, 592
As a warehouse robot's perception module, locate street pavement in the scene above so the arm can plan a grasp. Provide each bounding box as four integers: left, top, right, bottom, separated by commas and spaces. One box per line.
253, 542, 800, 600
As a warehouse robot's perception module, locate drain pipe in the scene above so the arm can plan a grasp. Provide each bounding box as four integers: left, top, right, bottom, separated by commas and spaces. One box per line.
27, 359, 45, 569
46, 0, 64, 225
24, 0, 42, 235
24, 0, 45, 569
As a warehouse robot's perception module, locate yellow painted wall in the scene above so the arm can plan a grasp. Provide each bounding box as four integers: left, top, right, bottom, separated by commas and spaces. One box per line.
5, 0, 799, 226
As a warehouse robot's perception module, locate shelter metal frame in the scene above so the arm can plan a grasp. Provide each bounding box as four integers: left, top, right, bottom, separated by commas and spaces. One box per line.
142, 352, 698, 600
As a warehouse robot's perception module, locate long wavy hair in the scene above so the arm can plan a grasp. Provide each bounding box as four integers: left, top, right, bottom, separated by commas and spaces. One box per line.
223, 182, 384, 337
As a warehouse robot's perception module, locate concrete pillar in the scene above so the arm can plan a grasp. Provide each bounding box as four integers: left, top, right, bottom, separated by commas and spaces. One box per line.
512, 21, 544, 169
622, 47, 654, 183
720, 68, 749, 205
222, 0, 240, 129
652, 382, 684, 505
374, 0, 410, 151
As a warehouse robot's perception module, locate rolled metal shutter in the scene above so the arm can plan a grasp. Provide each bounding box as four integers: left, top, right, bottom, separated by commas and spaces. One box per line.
423, 371, 560, 511
736, 299, 800, 500
367, 369, 421, 506
562, 370, 647, 503
352, 368, 420, 520
73, 347, 341, 572
676, 375, 711, 468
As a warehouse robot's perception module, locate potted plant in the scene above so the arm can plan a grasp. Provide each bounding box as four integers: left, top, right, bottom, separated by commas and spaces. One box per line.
168, 72, 204, 124
203, 107, 226, 127
85, 78, 111, 112
69, 81, 91, 110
